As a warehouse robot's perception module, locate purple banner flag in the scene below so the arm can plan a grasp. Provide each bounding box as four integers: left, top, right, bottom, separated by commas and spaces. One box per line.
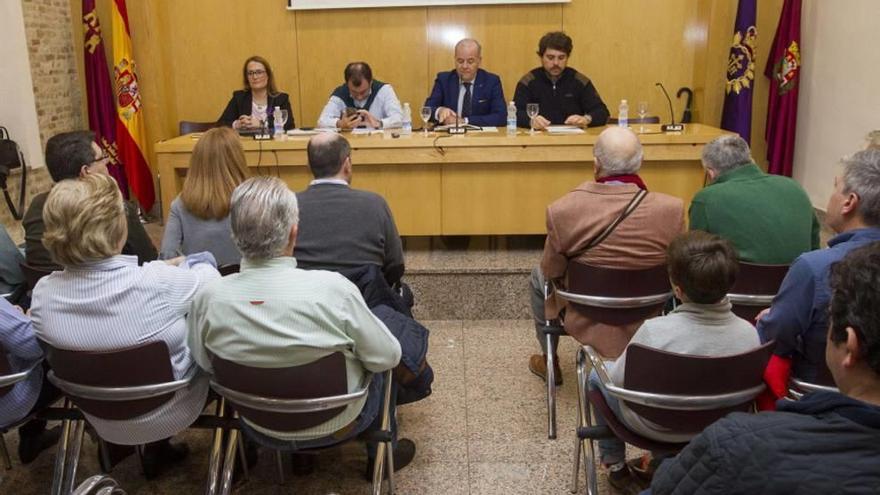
720, 0, 757, 144
82, 0, 128, 196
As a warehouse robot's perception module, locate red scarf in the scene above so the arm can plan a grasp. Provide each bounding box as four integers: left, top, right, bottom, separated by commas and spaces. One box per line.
596, 174, 648, 191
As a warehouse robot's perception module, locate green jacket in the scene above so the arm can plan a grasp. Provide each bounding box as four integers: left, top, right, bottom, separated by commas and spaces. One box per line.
689, 163, 820, 264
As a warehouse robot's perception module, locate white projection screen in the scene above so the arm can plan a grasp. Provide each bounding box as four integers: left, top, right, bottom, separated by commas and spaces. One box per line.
288, 0, 569, 10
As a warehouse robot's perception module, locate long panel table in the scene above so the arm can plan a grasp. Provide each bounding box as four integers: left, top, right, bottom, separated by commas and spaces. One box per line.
155, 124, 728, 236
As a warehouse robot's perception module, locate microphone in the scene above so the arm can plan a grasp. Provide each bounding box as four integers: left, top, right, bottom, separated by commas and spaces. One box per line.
655, 82, 684, 132
448, 109, 467, 134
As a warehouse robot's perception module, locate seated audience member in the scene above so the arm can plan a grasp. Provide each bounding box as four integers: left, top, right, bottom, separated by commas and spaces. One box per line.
0, 224, 25, 300
424, 38, 506, 127
317, 62, 403, 130
513, 31, 609, 130
758, 149, 880, 389
218, 55, 295, 131
295, 133, 405, 286
589, 231, 760, 493
528, 126, 684, 383
0, 298, 61, 464
160, 127, 249, 266
690, 135, 819, 263
652, 241, 880, 494
187, 176, 416, 474
30, 174, 219, 478
23, 131, 157, 272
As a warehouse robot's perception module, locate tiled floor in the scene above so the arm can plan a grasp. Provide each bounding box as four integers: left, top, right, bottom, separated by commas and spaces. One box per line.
0, 320, 620, 494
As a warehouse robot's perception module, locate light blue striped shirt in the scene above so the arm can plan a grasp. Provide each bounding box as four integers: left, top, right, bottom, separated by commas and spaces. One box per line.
0, 298, 42, 427
30, 254, 220, 445
188, 256, 401, 441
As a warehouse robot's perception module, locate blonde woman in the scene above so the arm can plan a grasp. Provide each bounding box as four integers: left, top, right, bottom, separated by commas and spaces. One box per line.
30, 173, 219, 478
160, 127, 249, 266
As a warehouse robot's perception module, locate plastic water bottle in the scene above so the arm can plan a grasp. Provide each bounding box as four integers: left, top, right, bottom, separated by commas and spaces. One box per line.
507, 101, 517, 135
273, 106, 283, 136
618, 99, 629, 128
402, 102, 412, 134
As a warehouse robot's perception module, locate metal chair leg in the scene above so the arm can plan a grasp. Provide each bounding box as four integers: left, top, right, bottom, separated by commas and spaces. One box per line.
206, 397, 226, 495
546, 333, 558, 439
219, 428, 239, 495
385, 438, 395, 495
0, 433, 11, 470
575, 349, 599, 495
275, 450, 285, 485
236, 434, 249, 482
51, 400, 74, 495
61, 419, 85, 494
371, 441, 386, 495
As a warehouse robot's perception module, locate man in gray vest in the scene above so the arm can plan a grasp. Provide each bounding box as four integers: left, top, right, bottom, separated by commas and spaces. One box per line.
317, 62, 403, 130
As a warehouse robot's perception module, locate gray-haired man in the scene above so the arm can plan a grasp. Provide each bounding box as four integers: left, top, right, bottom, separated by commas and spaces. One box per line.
187, 176, 415, 474
689, 134, 819, 264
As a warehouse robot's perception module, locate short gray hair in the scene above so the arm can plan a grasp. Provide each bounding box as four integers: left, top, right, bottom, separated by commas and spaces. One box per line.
593, 127, 643, 175
455, 38, 482, 56
701, 135, 753, 174
842, 149, 880, 226
230, 176, 299, 260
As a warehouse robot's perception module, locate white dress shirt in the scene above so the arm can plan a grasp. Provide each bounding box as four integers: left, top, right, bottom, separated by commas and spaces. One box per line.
30, 254, 220, 445
317, 84, 403, 130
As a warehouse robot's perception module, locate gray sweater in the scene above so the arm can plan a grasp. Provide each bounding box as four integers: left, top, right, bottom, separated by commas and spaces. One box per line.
160, 197, 241, 267
608, 299, 761, 442
294, 183, 404, 284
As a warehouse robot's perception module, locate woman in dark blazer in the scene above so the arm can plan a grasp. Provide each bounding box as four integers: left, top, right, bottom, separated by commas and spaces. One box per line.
218, 55, 295, 131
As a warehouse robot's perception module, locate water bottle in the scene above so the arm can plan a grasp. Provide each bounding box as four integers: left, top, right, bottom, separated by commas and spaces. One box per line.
402, 102, 412, 134
507, 101, 517, 135
273, 106, 283, 136
618, 99, 629, 128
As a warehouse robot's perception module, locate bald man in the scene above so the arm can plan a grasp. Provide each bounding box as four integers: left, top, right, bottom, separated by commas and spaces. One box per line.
294, 133, 405, 286
424, 38, 507, 127
528, 127, 685, 383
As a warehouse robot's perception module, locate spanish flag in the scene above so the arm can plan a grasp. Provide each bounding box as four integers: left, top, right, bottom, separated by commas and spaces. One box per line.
111, 0, 154, 211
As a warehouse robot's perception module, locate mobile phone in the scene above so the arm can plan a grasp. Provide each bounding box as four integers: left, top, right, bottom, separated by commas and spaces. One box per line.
344, 107, 359, 118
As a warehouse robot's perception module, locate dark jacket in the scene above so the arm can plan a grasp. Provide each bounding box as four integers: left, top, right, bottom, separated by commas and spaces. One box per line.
295, 183, 404, 286
513, 67, 609, 128
652, 391, 880, 494
218, 90, 295, 130
424, 68, 506, 127
23, 191, 157, 271
341, 265, 432, 405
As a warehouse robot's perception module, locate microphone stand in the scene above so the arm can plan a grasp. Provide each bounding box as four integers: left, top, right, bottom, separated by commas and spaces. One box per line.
655, 82, 684, 132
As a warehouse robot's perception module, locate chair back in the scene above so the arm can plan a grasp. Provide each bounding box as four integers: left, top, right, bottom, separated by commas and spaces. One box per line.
19, 262, 53, 292
622, 341, 775, 432
728, 262, 789, 322
558, 263, 671, 326
210, 352, 350, 432
178, 121, 218, 136
43, 341, 178, 420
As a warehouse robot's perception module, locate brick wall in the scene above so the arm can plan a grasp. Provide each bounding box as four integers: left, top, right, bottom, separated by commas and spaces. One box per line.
4, 0, 83, 242
20, 0, 83, 151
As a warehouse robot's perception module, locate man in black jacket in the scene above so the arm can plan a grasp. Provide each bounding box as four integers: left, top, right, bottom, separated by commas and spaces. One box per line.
651, 241, 880, 494
23, 131, 157, 271
513, 31, 609, 130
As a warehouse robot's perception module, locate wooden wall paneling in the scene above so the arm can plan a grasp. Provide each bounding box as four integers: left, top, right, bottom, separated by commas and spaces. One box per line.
294, 8, 429, 128
691, 0, 735, 128
161, 0, 303, 132
425, 4, 563, 108
562, 0, 702, 125
750, 0, 784, 170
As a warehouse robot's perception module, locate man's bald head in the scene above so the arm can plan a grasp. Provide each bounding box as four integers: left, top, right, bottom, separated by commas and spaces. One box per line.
307, 133, 352, 179
593, 126, 643, 177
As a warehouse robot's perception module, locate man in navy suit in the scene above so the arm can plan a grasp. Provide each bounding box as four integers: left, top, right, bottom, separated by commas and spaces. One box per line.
424, 39, 506, 127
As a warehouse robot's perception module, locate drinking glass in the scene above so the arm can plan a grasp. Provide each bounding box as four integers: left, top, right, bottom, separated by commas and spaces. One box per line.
276, 109, 289, 140
637, 101, 648, 133
420, 106, 432, 136
526, 103, 539, 134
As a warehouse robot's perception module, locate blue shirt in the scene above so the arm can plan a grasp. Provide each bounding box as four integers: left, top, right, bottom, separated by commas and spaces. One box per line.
0, 297, 42, 427
757, 227, 880, 381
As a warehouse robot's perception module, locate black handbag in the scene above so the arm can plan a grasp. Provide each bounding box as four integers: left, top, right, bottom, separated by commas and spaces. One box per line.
0, 126, 28, 219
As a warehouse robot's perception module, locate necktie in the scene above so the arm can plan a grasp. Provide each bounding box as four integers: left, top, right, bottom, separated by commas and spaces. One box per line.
461, 82, 472, 118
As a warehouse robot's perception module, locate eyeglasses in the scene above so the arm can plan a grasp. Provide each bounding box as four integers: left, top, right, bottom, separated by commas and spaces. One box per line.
247, 70, 267, 77
90, 153, 110, 166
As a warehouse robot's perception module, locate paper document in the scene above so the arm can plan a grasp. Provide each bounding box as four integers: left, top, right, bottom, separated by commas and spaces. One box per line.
545, 125, 585, 135
351, 128, 383, 135
286, 129, 321, 136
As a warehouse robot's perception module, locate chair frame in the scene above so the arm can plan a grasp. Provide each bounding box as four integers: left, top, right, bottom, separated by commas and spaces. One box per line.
727, 262, 789, 321
571, 345, 769, 495
540, 272, 672, 440
0, 357, 44, 470
209, 368, 395, 495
